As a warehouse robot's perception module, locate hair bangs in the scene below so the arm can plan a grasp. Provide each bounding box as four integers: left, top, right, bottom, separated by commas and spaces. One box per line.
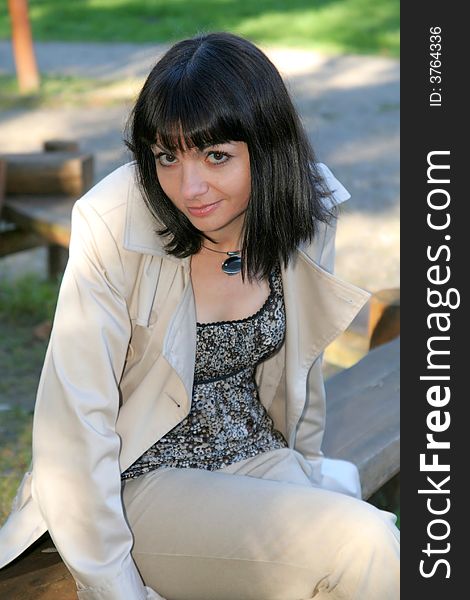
146, 74, 247, 154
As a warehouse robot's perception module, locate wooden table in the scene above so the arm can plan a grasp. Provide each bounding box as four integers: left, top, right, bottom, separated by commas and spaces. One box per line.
0, 149, 92, 278
1, 195, 74, 277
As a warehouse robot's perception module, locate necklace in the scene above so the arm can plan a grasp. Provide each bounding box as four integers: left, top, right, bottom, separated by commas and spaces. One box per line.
201, 244, 242, 276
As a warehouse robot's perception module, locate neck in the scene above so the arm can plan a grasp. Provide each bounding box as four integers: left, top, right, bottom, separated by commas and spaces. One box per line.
202, 218, 244, 253
203, 239, 240, 253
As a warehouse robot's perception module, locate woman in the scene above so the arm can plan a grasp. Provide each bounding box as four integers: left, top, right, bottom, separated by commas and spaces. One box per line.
0, 32, 399, 599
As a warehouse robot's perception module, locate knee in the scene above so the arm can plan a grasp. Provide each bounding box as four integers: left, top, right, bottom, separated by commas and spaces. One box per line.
342, 501, 400, 556
320, 502, 400, 599
336, 502, 400, 590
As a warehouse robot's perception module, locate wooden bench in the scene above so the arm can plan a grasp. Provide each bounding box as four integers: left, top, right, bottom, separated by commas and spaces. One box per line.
323, 336, 400, 500
0, 331, 400, 598
0, 144, 93, 278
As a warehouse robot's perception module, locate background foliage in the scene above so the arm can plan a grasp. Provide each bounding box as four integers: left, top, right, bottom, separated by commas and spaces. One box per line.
0, 0, 399, 56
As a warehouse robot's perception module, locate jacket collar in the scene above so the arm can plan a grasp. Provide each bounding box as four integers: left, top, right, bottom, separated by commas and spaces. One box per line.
123, 164, 181, 262
281, 251, 370, 441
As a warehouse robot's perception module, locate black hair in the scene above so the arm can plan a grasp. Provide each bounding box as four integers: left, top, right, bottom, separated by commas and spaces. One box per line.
126, 31, 335, 281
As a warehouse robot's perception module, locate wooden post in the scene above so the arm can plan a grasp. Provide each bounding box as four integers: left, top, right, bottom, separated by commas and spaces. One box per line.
43, 140, 80, 153
8, 0, 40, 93
1, 149, 94, 280
48, 244, 69, 280
3, 152, 95, 196
0, 158, 6, 214
368, 288, 400, 349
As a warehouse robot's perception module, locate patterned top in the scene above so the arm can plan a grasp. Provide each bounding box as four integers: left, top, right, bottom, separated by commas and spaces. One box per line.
121, 265, 288, 480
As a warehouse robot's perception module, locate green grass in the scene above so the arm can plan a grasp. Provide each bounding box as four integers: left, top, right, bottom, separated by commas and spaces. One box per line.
0, 0, 400, 56
0, 273, 60, 408
0, 273, 60, 323
0, 73, 105, 109
0, 273, 60, 523
0, 407, 33, 525
0, 73, 140, 109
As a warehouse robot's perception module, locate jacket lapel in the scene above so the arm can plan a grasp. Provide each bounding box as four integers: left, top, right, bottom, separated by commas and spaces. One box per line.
161, 270, 197, 403
123, 166, 180, 262
281, 251, 370, 443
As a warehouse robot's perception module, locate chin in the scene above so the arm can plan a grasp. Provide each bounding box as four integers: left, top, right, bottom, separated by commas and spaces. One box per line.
195, 225, 224, 235
188, 217, 225, 232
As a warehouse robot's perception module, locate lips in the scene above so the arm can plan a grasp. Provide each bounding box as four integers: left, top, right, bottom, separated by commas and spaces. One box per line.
187, 200, 222, 217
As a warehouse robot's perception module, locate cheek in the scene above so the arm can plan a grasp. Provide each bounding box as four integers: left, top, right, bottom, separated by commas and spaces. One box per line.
240, 157, 252, 201
226, 163, 251, 202
240, 172, 252, 205
156, 170, 177, 202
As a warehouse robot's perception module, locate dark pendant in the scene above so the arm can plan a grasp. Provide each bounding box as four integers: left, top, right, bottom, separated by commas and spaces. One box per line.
222, 254, 242, 275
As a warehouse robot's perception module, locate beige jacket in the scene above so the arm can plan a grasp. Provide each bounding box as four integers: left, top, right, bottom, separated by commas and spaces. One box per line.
0, 163, 370, 599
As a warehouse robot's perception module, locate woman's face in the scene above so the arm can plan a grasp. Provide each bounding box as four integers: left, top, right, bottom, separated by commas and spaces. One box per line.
153, 140, 251, 241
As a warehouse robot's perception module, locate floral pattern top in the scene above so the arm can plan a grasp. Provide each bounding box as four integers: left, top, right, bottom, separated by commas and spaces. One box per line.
121, 264, 287, 480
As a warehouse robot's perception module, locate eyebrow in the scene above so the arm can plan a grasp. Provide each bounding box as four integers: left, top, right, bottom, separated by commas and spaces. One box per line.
152, 141, 229, 153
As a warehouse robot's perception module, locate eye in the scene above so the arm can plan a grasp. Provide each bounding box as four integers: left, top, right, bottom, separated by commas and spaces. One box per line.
207, 151, 230, 165
155, 152, 177, 167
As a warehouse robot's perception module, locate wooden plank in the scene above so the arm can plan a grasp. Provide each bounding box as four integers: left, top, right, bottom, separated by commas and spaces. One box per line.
43, 141, 80, 153
2, 153, 93, 197
2, 196, 73, 248
0, 228, 46, 257
323, 337, 400, 499
368, 288, 400, 349
0, 535, 74, 599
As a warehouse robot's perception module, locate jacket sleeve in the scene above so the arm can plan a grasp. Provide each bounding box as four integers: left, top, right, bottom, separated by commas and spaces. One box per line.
294, 164, 362, 499
31, 199, 164, 599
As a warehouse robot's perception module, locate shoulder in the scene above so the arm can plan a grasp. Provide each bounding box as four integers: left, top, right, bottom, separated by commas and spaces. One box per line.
73, 162, 173, 261
70, 162, 138, 262
70, 162, 137, 262
69, 163, 166, 298
73, 162, 136, 224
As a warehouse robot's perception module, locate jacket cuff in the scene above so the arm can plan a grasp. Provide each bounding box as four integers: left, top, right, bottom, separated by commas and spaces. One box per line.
76, 558, 149, 600
305, 456, 362, 499
319, 457, 362, 499
145, 586, 167, 599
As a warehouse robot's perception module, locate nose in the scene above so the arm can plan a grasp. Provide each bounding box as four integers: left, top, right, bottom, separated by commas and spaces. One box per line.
180, 162, 209, 202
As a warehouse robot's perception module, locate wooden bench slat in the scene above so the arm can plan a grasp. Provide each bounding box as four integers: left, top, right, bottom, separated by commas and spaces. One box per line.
0, 148, 92, 277
2, 196, 74, 248
0, 228, 46, 257
323, 337, 400, 499
0, 535, 75, 598
2, 152, 94, 197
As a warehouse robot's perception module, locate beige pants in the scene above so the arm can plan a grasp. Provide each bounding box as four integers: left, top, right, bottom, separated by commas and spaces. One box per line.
122, 449, 400, 600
